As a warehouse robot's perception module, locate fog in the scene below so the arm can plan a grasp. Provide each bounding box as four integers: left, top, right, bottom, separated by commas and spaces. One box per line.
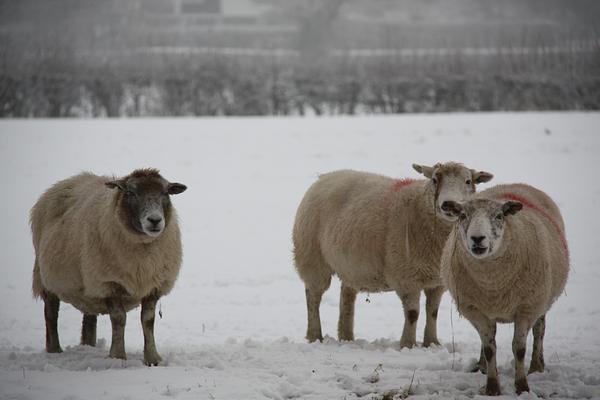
1, 0, 598, 117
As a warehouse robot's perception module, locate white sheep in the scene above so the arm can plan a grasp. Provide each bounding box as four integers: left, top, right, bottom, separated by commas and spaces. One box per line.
440, 183, 569, 395
293, 162, 493, 348
31, 168, 187, 365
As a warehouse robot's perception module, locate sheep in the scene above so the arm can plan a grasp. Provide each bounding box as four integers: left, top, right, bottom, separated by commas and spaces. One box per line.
440, 183, 569, 395
31, 168, 187, 366
293, 162, 493, 348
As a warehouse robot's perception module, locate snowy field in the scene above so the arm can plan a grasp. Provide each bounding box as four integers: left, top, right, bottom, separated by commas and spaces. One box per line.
0, 113, 599, 400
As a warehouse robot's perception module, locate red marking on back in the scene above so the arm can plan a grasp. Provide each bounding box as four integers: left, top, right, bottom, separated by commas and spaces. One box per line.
392, 178, 417, 192
496, 193, 569, 257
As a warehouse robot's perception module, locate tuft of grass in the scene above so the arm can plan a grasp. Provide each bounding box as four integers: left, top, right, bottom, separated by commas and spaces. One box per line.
398, 369, 417, 399
375, 369, 417, 400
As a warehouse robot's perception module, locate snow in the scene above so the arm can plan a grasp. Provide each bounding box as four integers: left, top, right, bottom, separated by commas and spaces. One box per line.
0, 113, 599, 400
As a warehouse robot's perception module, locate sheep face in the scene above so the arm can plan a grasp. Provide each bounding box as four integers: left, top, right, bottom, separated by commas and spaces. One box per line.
106, 169, 187, 238
413, 162, 493, 222
442, 199, 522, 259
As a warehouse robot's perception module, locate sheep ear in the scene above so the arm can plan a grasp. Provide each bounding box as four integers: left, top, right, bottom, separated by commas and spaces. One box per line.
441, 200, 463, 216
168, 183, 187, 195
502, 201, 522, 216
412, 164, 434, 178
471, 170, 494, 184
106, 180, 126, 191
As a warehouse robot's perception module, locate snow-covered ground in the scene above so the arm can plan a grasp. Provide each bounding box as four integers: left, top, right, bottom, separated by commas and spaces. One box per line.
0, 113, 599, 400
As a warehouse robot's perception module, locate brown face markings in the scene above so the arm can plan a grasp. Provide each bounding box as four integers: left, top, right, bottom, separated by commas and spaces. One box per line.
456, 199, 508, 255
456, 202, 476, 238
116, 174, 172, 235
469, 174, 476, 192
432, 163, 478, 215
432, 171, 442, 208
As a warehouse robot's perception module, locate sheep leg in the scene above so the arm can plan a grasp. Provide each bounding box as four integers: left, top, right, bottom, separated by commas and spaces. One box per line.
338, 284, 357, 341
305, 286, 327, 342
80, 314, 97, 346
528, 314, 545, 374
470, 345, 487, 374
141, 293, 162, 366
423, 286, 444, 347
298, 254, 332, 343
463, 308, 499, 395
42, 291, 62, 353
480, 321, 500, 395
105, 298, 127, 360
513, 318, 531, 394
398, 290, 420, 349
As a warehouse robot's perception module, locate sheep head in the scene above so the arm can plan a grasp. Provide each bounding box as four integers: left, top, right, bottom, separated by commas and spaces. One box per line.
106, 168, 187, 238
442, 198, 522, 259
412, 162, 493, 222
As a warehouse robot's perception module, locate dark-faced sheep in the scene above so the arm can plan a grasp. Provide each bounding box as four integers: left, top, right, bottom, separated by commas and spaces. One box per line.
31, 168, 187, 365
293, 162, 493, 348
441, 183, 569, 395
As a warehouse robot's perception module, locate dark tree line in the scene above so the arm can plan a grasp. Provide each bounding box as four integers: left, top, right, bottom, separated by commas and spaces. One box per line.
2, 50, 599, 117
1, 0, 599, 117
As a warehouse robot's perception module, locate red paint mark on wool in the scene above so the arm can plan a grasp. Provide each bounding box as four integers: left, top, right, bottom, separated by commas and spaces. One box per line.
392, 178, 416, 191
497, 193, 569, 257
383, 178, 417, 208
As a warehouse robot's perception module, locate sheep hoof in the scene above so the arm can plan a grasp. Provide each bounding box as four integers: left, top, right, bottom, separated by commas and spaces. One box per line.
470, 365, 487, 374
423, 339, 440, 348
46, 346, 63, 354
109, 350, 127, 360
470, 361, 487, 374
515, 378, 530, 394
528, 360, 545, 375
144, 353, 162, 366
528, 366, 544, 375
399, 341, 416, 350
481, 378, 501, 396
306, 335, 323, 343
484, 387, 501, 396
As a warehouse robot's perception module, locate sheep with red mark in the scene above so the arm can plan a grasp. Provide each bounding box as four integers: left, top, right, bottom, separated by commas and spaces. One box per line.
293, 162, 493, 348
441, 183, 569, 395
31, 168, 186, 365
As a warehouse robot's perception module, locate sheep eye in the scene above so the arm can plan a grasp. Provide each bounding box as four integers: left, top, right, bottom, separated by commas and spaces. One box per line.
495, 213, 503, 220
459, 213, 467, 221
432, 177, 438, 185
465, 179, 472, 185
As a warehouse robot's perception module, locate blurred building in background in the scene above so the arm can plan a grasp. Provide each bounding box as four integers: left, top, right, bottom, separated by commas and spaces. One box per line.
0, 0, 598, 117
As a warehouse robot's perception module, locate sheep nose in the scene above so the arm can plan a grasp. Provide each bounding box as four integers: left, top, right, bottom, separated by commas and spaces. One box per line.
471, 236, 485, 245
147, 216, 162, 226
441, 201, 453, 210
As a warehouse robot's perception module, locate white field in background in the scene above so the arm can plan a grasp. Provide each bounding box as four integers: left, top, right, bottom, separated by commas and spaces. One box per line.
0, 113, 599, 399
